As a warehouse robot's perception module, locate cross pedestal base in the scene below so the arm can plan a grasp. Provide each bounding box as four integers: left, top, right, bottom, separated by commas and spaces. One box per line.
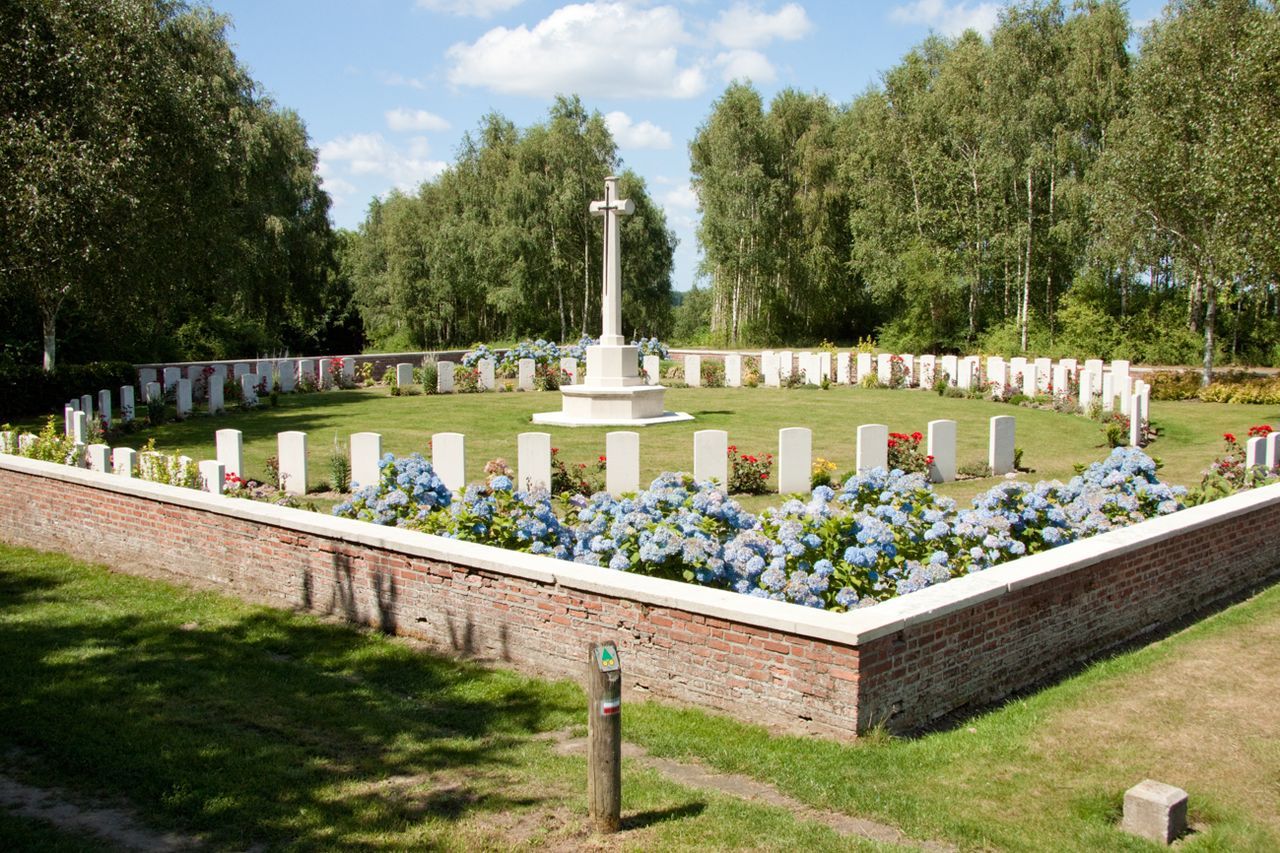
533, 344, 693, 427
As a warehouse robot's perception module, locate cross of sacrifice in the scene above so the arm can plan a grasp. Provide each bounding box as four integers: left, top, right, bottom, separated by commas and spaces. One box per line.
589, 176, 634, 347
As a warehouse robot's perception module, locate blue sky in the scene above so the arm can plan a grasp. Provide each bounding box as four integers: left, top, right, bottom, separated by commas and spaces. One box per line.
206, 0, 1163, 291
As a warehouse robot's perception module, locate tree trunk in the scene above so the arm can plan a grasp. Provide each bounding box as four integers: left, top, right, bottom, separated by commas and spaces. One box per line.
42, 310, 57, 373
1021, 168, 1034, 353
1200, 270, 1215, 387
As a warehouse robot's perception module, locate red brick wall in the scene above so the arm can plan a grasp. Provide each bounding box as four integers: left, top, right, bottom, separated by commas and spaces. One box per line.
0, 464, 863, 738
3, 458, 1278, 738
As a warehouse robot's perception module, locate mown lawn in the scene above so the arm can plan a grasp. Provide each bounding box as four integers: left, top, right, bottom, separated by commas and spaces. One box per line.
2, 542, 1278, 850
23, 383, 1276, 510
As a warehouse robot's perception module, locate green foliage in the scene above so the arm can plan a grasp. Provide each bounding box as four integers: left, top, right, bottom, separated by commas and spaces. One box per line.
0, 361, 135, 420
728, 445, 772, 495
14, 416, 76, 464
329, 438, 351, 493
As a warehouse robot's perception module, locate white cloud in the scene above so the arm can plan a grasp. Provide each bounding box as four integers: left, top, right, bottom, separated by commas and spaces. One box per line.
381, 71, 428, 90
417, 0, 524, 18
889, 1, 1000, 37
318, 132, 447, 191
385, 108, 451, 132
661, 182, 698, 210
711, 2, 811, 49
604, 111, 672, 150
446, 2, 706, 99
714, 49, 776, 83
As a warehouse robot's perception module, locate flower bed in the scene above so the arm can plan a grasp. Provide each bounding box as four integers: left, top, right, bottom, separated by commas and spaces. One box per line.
333, 447, 1185, 612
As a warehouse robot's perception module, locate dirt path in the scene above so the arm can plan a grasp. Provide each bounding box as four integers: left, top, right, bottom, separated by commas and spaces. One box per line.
0, 774, 210, 852
543, 730, 956, 852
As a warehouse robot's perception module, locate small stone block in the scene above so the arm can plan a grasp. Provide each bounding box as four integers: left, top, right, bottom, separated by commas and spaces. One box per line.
856, 423, 889, 473
855, 352, 872, 383
277, 431, 308, 496
606, 431, 640, 496
199, 460, 225, 494
432, 432, 466, 493
517, 432, 552, 492
1122, 779, 1187, 845
436, 361, 455, 393
216, 429, 243, 479
724, 354, 742, 387
350, 432, 382, 490
684, 354, 701, 387
927, 418, 957, 483
559, 357, 578, 384
693, 429, 728, 486
517, 358, 535, 391
478, 358, 495, 391
112, 447, 137, 477
777, 427, 811, 495
643, 354, 660, 386
395, 363, 414, 387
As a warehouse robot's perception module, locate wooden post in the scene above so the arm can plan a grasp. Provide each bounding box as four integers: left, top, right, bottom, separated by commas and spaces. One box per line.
587, 640, 622, 832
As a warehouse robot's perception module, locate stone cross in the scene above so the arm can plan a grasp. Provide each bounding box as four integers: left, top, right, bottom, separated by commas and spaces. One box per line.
589, 176, 634, 347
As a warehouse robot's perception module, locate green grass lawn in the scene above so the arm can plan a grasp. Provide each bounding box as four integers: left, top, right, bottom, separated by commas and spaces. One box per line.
2, 542, 1278, 850
26, 383, 1277, 510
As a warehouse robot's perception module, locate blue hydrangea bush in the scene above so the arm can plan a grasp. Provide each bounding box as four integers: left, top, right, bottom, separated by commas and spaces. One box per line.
333, 447, 1185, 612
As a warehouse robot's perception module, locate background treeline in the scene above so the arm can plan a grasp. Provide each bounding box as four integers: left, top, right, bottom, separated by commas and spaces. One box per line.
0, 0, 354, 372
683, 0, 1280, 373
343, 96, 676, 351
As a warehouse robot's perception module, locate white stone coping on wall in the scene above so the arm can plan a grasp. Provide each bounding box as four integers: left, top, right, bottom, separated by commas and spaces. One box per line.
3, 452, 1279, 649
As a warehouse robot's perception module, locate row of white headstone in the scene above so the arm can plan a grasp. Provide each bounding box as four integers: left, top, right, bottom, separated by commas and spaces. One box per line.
392, 354, 665, 393
139, 357, 354, 397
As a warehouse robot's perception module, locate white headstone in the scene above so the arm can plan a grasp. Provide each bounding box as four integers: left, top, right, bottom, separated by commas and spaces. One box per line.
98, 390, 112, 427
606, 431, 640, 496
989, 415, 1016, 475
1009, 357, 1027, 391
643, 354, 660, 386
803, 353, 820, 385
80, 394, 94, 421
778, 351, 793, 379
432, 432, 466, 493
1021, 365, 1036, 397
162, 367, 180, 393
199, 460, 225, 495
927, 419, 957, 483
233, 363, 251, 380
762, 352, 780, 387
517, 358, 536, 391
296, 359, 314, 387
350, 432, 382, 490
394, 363, 414, 387
1084, 358, 1104, 377
1245, 437, 1268, 469
276, 431, 307, 496
120, 386, 135, 422
917, 354, 936, 388
318, 358, 333, 389
1265, 431, 1279, 470
207, 378, 224, 414
940, 355, 958, 386
1052, 364, 1069, 398
240, 374, 258, 406
988, 357, 1007, 394
277, 359, 297, 393
478, 358, 495, 391
956, 360, 973, 390
437, 361, 455, 393
836, 352, 851, 384
186, 364, 205, 385
210, 364, 228, 384
175, 378, 192, 418
112, 446, 137, 477
818, 351, 833, 382
877, 353, 893, 385
559, 356, 579, 384
1118, 375, 1133, 415
856, 424, 889, 473
856, 352, 873, 384
216, 429, 243, 479
341, 357, 355, 382
693, 429, 729, 486
139, 368, 158, 389
1102, 373, 1115, 411
85, 443, 110, 473
63, 405, 75, 437
72, 410, 87, 444
517, 432, 552, 492
684, 354, 702, 387
145, 381, 162, 404
777, 427, 811, 494
900, 354, 916, 386
725, 354, 742, 387
1034, 357, 1052, 392
1079, 370, 1096, 413
1059, 358, 1078, 375
1111, 359, 1131, 388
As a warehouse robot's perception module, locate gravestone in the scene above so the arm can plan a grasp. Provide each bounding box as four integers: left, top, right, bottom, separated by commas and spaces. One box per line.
175, 379, 192, 418
1265, 432, 1279, 470
207, 378, 224, 414
437, 361, 455, 393
917, 354, 935, 388
1021, 366, 1036, 397
341, 357, 355, 382
163, 367, 181, 393
988, 357, 1007, 394
877, 353, 893, 385
98, 390, 112, 427
112, 447, 137, 477
1034, 358, 1051, 393
277, 431, 307, 495
762, 351, 780, 387
1079, 370, 1096, 413
80, 394, 94, 420
318, 358, 333, 389
85, 444, 110, 473
1111, 359, 1131, 389
120, 386, 135, 422
957, 359, 973, 390
199, 460, 225, 494
1084, 358, 1104, 377
818, 351, 833, 382
394, 363, 414, 387
1059, 358, 1077, 374
240, 374, 258, 406
72, 411, 87, 444
940, 355, 958, 386
139, 368, 158, 389
63, 405, 75, 437
477, 358, 495, 391
145, 381, 162, 404
856, 424, 889, 473
836, 352, 851, 384
186, 365, 205, 385
517, 432, 552, 491
778, 351, 793, 380
1118, 376, 1133, 415
1102, 373, 1115, 411
777, 427, 811, 494
989, 415, 1016, 475
902, 355, 917, 386
606, 432, 640, 495
560, 357, 579, 384
216, 429, 243, 479
210, 364, 228, 385
856, 352, 873, 384
927, 419, 957, 483
278, 359, 297, 393
685, 354, 702, 387
643, 354, 661, 386
350, 432, 382, 489
432, 432, 466, 493
1052, 364, 1069, 398
693, 430, 728, 486
233, 363, 251, 381
1122, 780, 1187, 845
518, 358, 536, 391
724, 354, 742, 387
1245, 436, 1266, 469
296, 359, 314, 387
1008, 357, 1027, 391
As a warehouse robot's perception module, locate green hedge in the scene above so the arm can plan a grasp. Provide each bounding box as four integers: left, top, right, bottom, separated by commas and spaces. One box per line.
0, 362, 137, 421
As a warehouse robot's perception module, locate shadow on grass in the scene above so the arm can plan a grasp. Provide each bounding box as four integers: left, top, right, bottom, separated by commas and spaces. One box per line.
622, 801, 707, 830
0, 558, 583, 850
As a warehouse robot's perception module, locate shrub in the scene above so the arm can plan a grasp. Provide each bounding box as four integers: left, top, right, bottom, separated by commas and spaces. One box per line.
811, 457, 838, 489
550, 448, 606, 496
329, 438, 351, 493
0, 361, 136, 420
887, 431, 931, 475
14, 416, 77, 464
137, 441, 201, 489
332, 453, 453, 525
454, 366, 482, 393
415, 363, 439, 394
728, 445, 772, 494
1187, 427, 1280, 504
534, 363, 569, 390
700, 360, 726, 387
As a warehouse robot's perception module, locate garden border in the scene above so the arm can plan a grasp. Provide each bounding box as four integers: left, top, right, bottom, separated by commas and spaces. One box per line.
2, 452, 1278, 737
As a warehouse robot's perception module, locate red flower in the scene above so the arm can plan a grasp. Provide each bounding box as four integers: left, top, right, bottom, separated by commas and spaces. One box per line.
925, 455, 935, 464
1223, 433, 1236, 443
1248, 424, 1273, 437
598, 455, 606, 463
911, 431, 922, 442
